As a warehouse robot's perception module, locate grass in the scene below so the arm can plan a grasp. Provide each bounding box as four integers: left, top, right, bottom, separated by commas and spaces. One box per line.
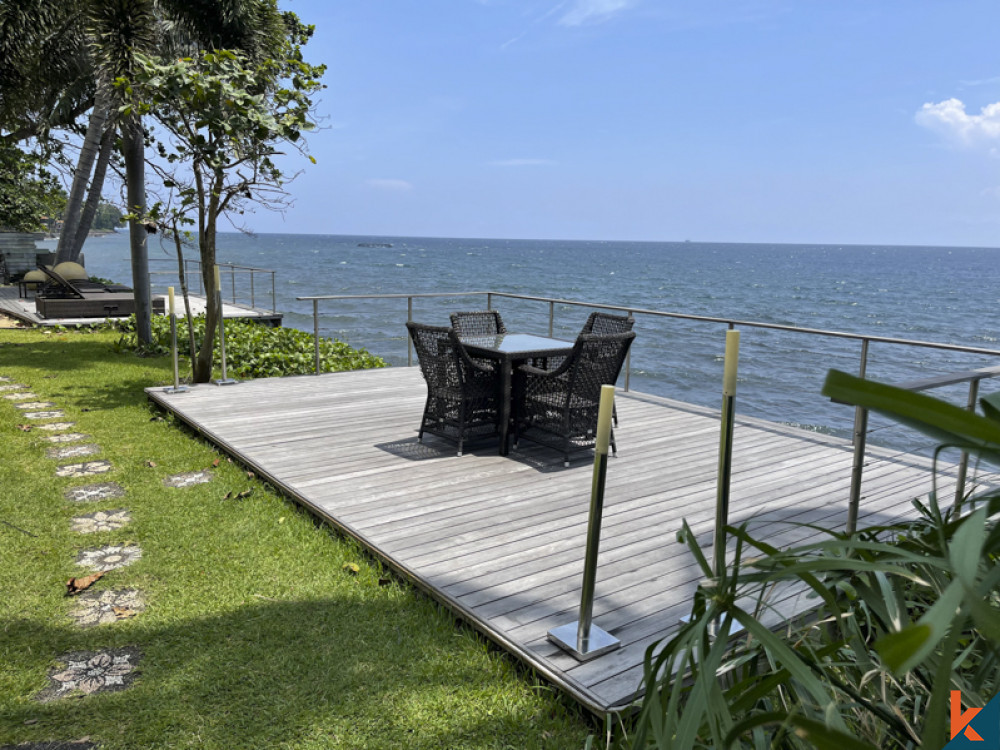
0, 326, 594, 749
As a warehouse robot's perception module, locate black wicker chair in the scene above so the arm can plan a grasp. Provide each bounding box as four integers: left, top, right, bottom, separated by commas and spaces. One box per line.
582, 312, 634, 425
514, 330, 636, 466
582, 311, 634, 336
450, 310, 507, 338
406, 322, 502, 456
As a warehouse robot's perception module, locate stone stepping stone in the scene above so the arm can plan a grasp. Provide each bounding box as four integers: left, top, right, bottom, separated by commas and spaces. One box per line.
43, 433, 90, 444
3, 391, 38, 400
76, 544, 142, 572
69, 588, 145, 628
0, 375, 10, 381
0, 383, 27, 392
37, 422, 76, 431
36, 647, 141, 702
64, 483, 125, 503
70, 509, 131, 534
15, 401, 57, 410
56, 461, 112, 478
164, 470, 213, 488
25, 411, 65, 420
47, 444, 101, 461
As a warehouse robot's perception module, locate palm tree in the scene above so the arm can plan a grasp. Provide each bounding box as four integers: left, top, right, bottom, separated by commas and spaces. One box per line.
2, 0, 286, 344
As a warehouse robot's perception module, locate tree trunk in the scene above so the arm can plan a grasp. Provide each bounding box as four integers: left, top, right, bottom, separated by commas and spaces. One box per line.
122, 115, 152, 346
56, 89, 109, 265
193, 175, 220, 382
69, 125, 115, 262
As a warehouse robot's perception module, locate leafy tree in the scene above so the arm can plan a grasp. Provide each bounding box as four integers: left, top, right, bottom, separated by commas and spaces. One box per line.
122, 24, 324, 381
1, 0, 289, 346
0, 142, 66, 232
93, 201, 123, 230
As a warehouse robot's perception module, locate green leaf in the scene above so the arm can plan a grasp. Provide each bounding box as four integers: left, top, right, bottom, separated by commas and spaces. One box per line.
822, 370, 1000, 464
874, 624, 932, 673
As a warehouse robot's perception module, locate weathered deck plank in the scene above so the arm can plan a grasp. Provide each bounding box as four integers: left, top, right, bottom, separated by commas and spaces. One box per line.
146, 366, 997, 714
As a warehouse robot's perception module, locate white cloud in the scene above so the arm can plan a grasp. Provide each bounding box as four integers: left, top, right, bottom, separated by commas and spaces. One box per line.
559, 0, 635, 26
915, 98, 1000, 148
490, 158, 557, 167
365, 179, 413, 192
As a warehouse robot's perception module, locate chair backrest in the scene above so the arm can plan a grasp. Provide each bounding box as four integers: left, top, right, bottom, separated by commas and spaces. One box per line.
450, 310, 507, 338
407, 322, 482, 392
581, 311, 634, 336
564, 331, 636, 402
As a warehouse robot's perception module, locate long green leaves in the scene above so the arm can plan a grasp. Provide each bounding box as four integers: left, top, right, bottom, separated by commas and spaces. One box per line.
631, 371, 1000, 749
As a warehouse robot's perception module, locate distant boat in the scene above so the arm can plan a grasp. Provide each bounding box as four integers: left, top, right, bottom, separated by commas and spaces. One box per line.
358, 242, 393, 248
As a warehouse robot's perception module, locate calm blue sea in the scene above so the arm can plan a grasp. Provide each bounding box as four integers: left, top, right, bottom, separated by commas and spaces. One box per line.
71, 232, 1000, 451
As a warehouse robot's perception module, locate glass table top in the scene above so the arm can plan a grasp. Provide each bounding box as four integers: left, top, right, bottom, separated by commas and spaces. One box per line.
459, 333, 572, 355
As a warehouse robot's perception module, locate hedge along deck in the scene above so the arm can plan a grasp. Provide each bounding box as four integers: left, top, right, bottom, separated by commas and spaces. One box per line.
146, 366, 997, 715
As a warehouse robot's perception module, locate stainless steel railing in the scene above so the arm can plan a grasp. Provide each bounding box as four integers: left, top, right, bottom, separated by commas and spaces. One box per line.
297, 289, 1000, 528
149, 259, 277, 314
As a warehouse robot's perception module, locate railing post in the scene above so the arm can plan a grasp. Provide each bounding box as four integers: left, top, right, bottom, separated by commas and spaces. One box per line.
955, 378, 980, 504
487, 292, 493, 311
847, 339, 870, 534
250, 271, 255, 310
313, 299, 320, 374
549, 301, 555, 337
547, 386, 620, 661
271, 271, 276, 314
407, 296, 413, 367
624, 310, 633, 392
231, 266, 236, 305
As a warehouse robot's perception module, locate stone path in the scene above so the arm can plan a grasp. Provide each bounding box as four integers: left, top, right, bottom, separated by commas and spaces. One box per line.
2, 371, 216, 744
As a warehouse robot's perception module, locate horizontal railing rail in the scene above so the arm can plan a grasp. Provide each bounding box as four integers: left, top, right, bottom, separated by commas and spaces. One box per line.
298, 289, 1000, 531
149, 259, 277, 314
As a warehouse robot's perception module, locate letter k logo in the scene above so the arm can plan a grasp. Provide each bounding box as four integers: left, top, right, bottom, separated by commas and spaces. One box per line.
952, 691, 984, 741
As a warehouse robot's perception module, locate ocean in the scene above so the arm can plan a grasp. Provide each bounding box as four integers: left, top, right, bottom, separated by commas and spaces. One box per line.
71, 232, 1000, 452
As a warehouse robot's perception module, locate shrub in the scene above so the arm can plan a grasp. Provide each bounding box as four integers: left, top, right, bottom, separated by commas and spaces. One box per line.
631, 371, 1000, 750
113, 315, 387, 379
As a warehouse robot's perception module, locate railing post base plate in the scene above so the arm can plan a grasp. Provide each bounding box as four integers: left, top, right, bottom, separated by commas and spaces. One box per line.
547, 622, 620, 662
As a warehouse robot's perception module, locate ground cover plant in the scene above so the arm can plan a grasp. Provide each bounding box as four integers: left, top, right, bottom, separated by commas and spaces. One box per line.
630, 371, 1000, 750
113, 314, 387, 379
0, 326, 591, 749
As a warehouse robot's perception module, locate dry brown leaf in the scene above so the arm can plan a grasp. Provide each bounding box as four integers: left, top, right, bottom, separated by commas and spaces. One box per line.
17, 424, 31, 432
112, 607, 137, 619
144, 460, 157, 468
342, 563, 360, 575
212, 458, 221, 467
246, 471, 255, 479
66, 571, 105, 596
223, 491, 233, 501
237, 489, 252, 500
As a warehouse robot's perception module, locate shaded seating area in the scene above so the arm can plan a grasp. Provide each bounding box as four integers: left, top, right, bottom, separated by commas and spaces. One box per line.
406, 321, 502, 456
31, 263, 147, 319
515, 330, 636, 466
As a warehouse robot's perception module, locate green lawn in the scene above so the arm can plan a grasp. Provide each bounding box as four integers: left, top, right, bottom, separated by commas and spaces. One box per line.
0, 327, 594, 749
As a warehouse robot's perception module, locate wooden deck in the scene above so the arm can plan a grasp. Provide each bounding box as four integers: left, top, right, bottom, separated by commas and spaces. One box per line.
0, 285, 281, 327
146, 366, 995, 714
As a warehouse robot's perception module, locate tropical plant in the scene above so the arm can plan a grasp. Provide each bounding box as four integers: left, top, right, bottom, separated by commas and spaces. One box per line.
1, 0, 291, 345
631, 370, 1000, 750
121, 29, 324, 382
113, 315, 387, 380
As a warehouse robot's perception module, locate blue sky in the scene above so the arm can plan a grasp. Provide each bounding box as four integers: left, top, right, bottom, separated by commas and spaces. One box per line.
252, 1, 1000, 246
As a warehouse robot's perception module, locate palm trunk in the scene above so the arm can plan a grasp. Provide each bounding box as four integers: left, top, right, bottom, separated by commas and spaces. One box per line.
56, 88, 109, 265
69, 125, 115, 262
122, 115, 152, 346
